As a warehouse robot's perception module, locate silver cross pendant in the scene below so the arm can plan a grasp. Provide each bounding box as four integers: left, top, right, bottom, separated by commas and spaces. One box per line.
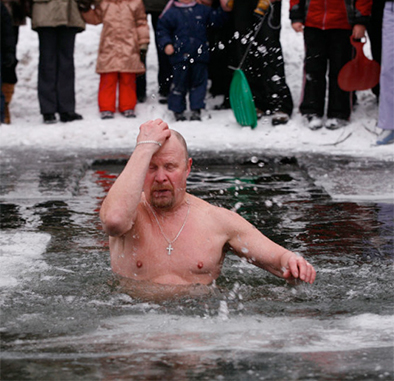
166, 244, 173, 256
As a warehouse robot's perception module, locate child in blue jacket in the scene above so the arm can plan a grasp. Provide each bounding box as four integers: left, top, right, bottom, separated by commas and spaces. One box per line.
157, 0, 230, 121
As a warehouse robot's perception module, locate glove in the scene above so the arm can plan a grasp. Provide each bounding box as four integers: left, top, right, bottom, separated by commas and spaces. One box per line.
75, 0, 93, 12
254, 0, 271, 16
140, 44, 148, 63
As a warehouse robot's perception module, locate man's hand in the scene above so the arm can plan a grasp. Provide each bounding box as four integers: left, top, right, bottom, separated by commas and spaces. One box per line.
352, 24, 366, 40
137, 119, 171, 151
281, 252, 316, 284
292, 22, 304, 33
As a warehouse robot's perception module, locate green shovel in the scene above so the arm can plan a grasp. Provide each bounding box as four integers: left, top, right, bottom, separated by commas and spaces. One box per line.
229, 0, 271, 129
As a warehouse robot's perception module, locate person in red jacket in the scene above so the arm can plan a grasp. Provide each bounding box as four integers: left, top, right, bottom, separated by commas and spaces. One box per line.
290, 0, 372, 130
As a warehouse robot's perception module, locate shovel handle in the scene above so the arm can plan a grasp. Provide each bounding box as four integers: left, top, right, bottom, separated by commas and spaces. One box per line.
236, 8, 270, 70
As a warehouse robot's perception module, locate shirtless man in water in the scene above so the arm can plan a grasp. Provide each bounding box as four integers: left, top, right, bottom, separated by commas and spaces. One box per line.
100, 119, 316, 298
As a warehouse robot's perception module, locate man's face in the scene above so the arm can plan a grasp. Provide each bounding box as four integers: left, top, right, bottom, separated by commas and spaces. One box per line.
144, 137, 192, 209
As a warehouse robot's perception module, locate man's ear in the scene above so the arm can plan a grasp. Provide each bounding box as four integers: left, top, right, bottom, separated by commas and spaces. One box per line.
186, 158, 192, 175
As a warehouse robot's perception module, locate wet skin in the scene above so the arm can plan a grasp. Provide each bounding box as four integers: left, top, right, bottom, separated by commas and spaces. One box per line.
100, 119, 316, 293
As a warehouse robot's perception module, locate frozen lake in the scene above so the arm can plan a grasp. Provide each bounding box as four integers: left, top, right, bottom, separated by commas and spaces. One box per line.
0, 148, 393, 380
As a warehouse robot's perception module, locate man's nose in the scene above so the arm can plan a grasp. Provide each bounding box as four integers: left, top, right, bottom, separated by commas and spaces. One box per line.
154, 167, 168, 183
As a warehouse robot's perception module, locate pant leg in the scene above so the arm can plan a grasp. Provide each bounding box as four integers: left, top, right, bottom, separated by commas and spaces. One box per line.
136, 51, 146, 101
37, 28, 58, 114
0, 56, 4, 123
247, 1, 293, 115
98, 72, 118, 113
299, 27, 328, 117
56, 27, 77, 113
326, 29, 352, 120
378, 2, 394, 130
118, 72, 137, 112
189, 62, 208, 111
167, 62, 189, 113
368, 0, 385, 97
151, 11, 172, 96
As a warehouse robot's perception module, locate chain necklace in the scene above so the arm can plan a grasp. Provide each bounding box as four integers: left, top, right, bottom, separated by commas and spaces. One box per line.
146, 199, 190, 255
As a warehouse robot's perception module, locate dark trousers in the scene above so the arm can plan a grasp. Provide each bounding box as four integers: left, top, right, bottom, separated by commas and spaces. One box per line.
232, 0, 293, 116
136, 12, 172, 99
0, 52, 4, 123
300, 27, 353, 120
368, 0, 385, 97
37, 27, 77, 114
168, 61, 208, 113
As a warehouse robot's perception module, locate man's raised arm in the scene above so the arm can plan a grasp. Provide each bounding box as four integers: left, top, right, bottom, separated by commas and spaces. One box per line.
100, 119, 171, 237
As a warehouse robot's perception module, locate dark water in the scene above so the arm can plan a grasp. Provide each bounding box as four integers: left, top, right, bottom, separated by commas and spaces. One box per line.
0, 149, 393, 380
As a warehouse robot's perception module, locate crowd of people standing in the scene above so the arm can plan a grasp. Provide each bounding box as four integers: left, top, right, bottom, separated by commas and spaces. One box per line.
0, 0, 393, 145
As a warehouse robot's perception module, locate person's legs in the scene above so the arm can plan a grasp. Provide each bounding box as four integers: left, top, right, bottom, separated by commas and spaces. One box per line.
118, 72, 137, 113
299, 27, 328, 118
37, 28, 58, 114
0, 57, 4, 123
250, 1, 293, 117
98, 72, 118, 113
151, 12, 172, 97
326, 29, 352, 121
377, 2, 394, 144
189, 62, 208, 112
57, 27, 77, 113
167, 62, 188, 114
378, 2, 394, 131
136, 50, 146, 102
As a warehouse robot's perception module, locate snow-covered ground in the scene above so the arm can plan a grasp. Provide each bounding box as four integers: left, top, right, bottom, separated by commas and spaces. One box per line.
1, 3, 392, 160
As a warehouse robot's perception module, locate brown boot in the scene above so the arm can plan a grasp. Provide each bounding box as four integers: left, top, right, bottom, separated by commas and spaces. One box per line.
2, 83, 15, 124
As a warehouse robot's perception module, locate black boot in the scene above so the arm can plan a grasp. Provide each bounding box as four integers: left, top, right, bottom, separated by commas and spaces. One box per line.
60, 112, 83, 122
190, 109, 201, 121
43, 113, 57, 124
174, 112, 186, 121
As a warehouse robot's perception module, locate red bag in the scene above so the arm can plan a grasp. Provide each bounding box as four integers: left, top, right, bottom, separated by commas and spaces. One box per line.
338, 36, 380, 92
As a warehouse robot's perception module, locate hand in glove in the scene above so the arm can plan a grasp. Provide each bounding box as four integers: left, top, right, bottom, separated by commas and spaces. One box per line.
76, 0, 93, 12
254, 0, 271, 16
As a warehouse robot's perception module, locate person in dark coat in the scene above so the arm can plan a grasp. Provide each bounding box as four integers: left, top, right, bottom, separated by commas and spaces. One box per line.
137, 0, 171, 103
1, 2, 16, 123
1, 0, 28, 124
228, 0, 294, 126
156, 0, 230, 121
30, 0, 86, 124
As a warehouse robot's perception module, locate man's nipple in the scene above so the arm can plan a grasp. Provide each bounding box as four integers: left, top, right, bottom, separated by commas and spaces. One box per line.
197, 261, 204, 269
136, 260, 143, 268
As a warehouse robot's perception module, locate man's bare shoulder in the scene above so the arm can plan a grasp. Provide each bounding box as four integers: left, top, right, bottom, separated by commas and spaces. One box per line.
188, 194, 245, 226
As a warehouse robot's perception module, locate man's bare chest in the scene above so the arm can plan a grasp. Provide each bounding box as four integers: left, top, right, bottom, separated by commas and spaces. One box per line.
118, 219, 226, 282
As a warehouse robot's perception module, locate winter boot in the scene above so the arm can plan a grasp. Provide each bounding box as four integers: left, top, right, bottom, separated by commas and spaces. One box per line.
190, 109, 201, 121
174, 112, 186, 121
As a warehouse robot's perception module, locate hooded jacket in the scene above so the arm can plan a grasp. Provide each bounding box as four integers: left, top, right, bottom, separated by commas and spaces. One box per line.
290, 0, 372, 30
85, 0, 150, 74
156, 2, 227, 65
